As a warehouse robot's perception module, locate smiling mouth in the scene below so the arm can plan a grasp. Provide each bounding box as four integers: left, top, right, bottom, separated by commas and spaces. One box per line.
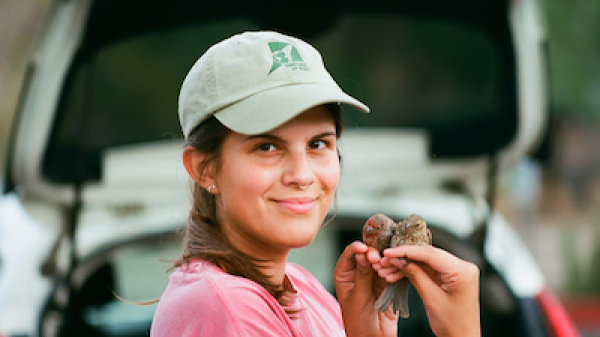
276, 198, 316, 214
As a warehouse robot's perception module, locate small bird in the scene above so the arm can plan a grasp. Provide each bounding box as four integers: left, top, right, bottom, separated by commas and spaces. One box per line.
362, 213, 396, 252
363, 213, 432, 318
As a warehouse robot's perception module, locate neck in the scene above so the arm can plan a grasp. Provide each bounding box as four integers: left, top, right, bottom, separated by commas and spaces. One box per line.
258, 255, 289, 286
218, 222, 294, 285
222, 227, 291, 286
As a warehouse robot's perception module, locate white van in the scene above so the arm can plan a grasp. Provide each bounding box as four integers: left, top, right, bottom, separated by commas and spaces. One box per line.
0, 0, 580, 336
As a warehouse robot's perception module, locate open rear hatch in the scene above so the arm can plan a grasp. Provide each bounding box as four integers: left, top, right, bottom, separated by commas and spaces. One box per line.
3, 0, 552, 335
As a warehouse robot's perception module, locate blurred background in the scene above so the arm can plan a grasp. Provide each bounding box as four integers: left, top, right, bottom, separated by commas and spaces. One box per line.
1, 0, 599, 334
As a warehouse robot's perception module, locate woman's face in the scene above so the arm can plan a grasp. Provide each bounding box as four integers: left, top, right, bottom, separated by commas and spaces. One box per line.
212, 105, 340, 259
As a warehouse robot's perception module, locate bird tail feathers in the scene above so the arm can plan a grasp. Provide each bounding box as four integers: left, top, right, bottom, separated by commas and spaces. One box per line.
374, 279, 411, 318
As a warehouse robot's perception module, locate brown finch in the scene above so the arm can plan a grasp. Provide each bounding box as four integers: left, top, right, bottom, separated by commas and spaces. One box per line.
362, 213, 396, 252
362, 213, 432, 318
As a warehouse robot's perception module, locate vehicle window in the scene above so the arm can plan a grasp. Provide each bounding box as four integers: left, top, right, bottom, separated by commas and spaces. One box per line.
43, 15, 507, 183
78, 239, 180, 333
314, 16, 500, 129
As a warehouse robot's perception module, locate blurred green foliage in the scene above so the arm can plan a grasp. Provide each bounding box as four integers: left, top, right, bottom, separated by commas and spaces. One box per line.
545, 1, 600, 123
563, 219, 600, 295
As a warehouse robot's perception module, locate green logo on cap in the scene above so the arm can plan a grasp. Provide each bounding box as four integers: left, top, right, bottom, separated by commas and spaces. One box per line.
268, 42, 310, 75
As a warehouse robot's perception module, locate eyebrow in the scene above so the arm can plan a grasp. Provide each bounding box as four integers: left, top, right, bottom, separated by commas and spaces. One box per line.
243, 131, 337, 144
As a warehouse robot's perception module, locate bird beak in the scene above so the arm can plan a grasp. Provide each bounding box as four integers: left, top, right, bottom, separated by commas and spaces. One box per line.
365, 226, 376, 234
404, 221, 412, 229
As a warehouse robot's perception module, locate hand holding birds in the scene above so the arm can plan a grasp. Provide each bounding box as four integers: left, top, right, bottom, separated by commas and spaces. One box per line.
336, 214, 480, 337
362, 213, 432, 318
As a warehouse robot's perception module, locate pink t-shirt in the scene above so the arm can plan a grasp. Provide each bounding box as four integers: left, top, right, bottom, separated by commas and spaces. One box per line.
150, 260, 346, 337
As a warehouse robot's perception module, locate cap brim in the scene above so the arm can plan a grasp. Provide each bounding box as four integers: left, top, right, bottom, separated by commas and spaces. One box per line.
213, 83, 370, 135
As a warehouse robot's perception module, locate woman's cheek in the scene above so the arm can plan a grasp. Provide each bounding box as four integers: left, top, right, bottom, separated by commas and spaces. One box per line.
322, 156, 341, 192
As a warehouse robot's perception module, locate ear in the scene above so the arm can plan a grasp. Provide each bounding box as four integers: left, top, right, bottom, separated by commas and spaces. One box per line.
182, 146, 215, 189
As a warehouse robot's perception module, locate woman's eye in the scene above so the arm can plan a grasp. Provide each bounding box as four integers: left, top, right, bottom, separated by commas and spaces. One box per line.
309, 140, 329, 150
257, 143, 276, 152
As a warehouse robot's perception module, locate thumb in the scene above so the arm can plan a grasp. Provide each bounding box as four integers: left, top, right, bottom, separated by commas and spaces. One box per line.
356, 253, 375, 283
351, 253, 376, 303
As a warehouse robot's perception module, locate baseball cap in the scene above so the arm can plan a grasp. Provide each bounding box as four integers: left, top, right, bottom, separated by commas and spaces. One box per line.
178, 30, 370, 138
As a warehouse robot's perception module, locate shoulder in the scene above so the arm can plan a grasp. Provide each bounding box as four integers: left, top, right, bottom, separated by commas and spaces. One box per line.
151, 261, 294, 337
285, 263, 344, 333
286, 262, 340, 311
285, 263, 319, 287
286, 262, 332, 297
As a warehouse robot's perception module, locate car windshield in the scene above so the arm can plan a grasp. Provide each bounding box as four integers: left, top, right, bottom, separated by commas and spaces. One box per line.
43, 15, 510, 183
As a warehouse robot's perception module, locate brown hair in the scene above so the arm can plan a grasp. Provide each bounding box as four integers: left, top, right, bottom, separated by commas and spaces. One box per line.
172, 104, 343, 315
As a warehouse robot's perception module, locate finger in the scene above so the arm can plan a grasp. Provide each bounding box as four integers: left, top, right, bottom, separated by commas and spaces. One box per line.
365, 247, 382, 264
383, 245, 459, 275
380, 259, 406, 278
382, 269, 406, 283
379, 256, 392, 268
366, 248, 383, 271
387, 257, 409, 269
391, 257, 437, 281
377, 266, 395, 279
353, 252, 376, 289
334, 242, 370, 303
336, 241, 368, 272
399, 260, 442, 303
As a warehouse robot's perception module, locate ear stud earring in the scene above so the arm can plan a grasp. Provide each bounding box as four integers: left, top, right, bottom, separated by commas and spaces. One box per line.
207, 185, 216, 193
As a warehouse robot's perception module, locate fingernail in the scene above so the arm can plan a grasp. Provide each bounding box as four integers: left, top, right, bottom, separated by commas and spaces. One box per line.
391, 257, 408, 268
355, 254, 368, 267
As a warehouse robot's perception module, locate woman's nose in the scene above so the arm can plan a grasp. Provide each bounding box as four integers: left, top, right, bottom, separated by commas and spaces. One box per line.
282, 151, 315, 189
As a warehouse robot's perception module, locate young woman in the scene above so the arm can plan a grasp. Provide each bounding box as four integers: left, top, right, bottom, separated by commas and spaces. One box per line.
150, 30, 480, 337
